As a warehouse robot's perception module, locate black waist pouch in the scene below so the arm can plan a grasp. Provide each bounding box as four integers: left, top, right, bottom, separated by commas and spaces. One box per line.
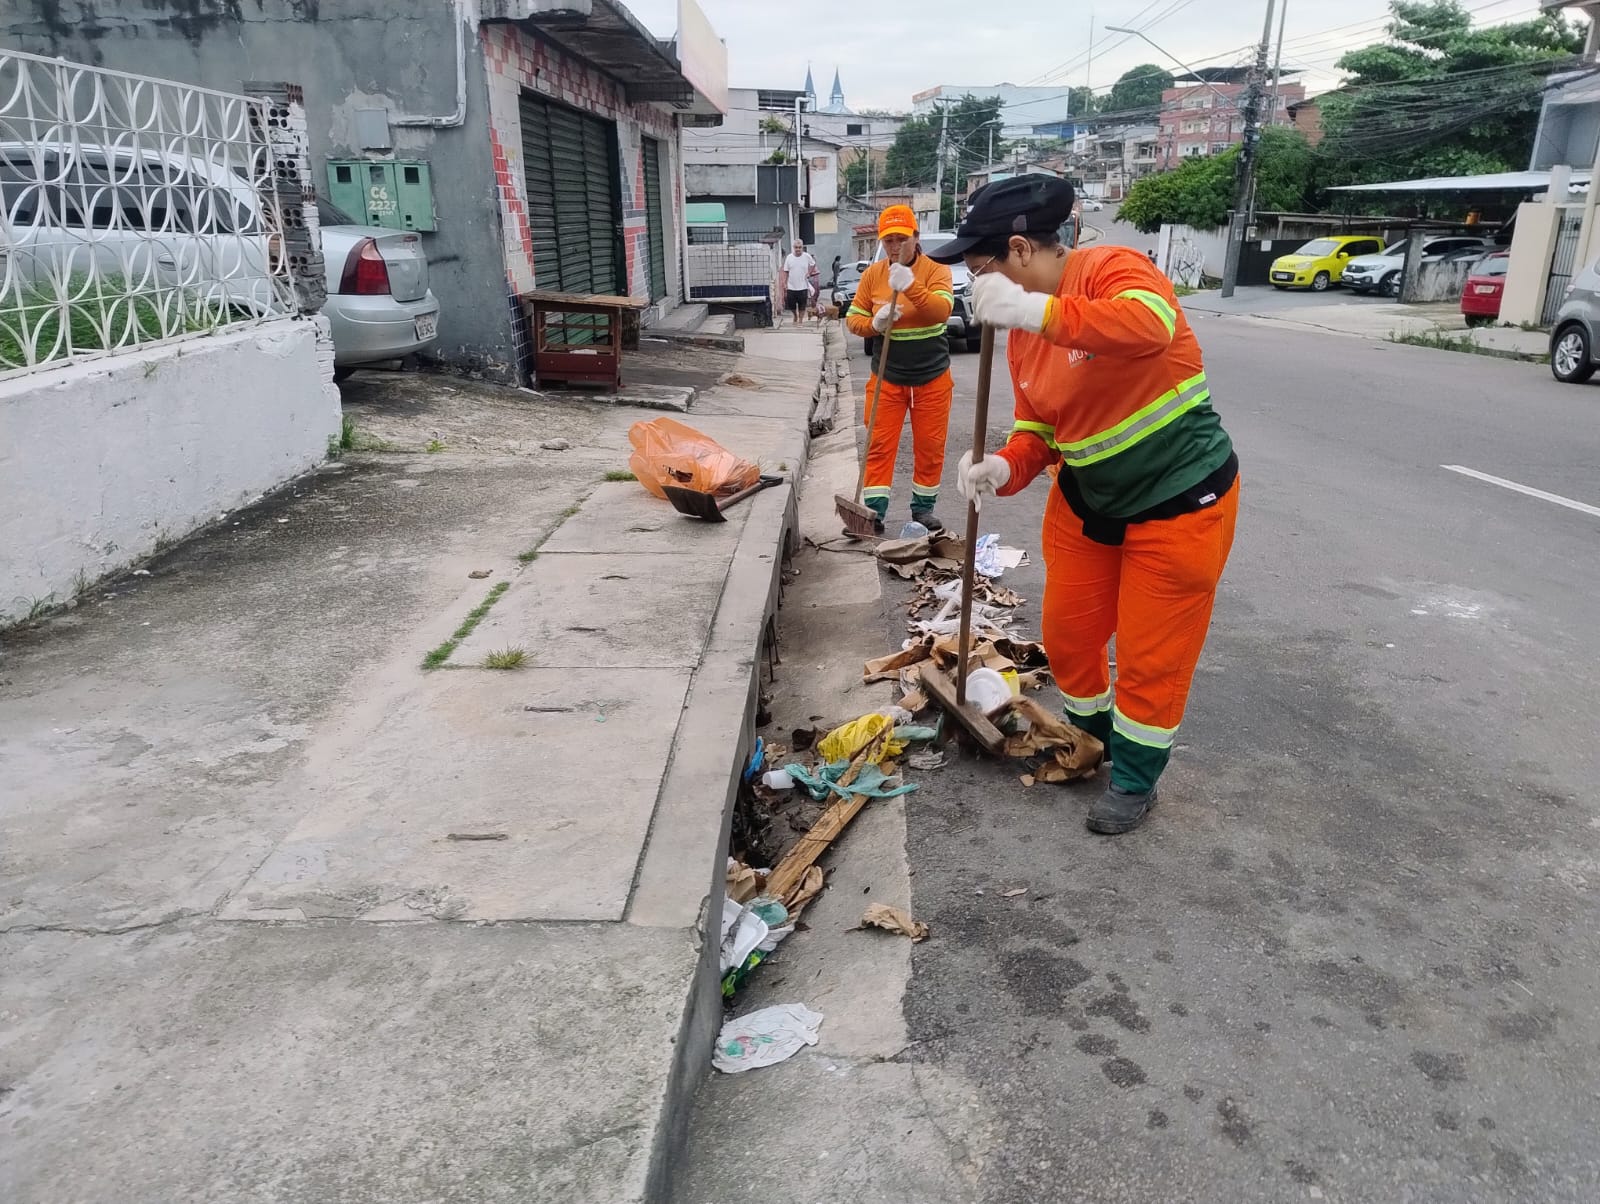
1056, 450, 1239, 547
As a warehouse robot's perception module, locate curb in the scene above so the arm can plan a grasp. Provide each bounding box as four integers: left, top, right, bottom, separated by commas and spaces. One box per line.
626, 344, 820, 1202
642, 329, 747, 354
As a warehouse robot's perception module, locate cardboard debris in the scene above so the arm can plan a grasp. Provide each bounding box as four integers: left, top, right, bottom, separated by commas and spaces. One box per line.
861, 903, 929, 942
863, 642, 932, 683
1002, 695, 1105, 781
727, 859, 766, 904
898, 688, 929, 712
875, 532, 966, 578
785, 865, 826, 918
907, 750, 946, 771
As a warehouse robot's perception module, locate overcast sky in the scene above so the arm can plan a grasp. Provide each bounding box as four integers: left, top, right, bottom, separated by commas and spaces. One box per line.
623, 0, 1552, 112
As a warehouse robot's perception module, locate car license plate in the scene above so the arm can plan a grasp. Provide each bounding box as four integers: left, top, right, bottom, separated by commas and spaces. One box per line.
1272, 272, 1290, 280
414, 313, 438, 341
1474, 285, 1496, 295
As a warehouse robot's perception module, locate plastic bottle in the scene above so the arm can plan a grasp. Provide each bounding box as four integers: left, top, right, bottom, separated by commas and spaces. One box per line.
900, 520, 930, 540
761, 769, 795, 791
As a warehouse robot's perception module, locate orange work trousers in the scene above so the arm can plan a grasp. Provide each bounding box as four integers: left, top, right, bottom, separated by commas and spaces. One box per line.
861, 370, 954, 519
1040, 477, 1240, 794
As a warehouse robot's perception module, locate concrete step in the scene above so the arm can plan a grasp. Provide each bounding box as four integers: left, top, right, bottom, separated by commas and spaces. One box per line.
701, 314, 736, 338
649, 302, 709, 332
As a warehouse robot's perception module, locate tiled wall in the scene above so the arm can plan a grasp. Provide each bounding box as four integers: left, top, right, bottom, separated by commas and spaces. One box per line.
480, 24, 680, 316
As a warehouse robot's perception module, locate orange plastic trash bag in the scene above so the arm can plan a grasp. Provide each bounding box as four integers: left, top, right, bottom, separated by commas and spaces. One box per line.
628, 417, 761, 500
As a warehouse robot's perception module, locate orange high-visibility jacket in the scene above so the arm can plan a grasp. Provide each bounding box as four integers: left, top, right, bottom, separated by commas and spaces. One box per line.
846, 253, 954, 386
995, 244, 1231, 516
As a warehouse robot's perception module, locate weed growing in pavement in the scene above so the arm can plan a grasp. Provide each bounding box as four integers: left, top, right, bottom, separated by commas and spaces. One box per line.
425, 439, 446, 454
24, 595, 55, 622
1174, 284, 1197, 297
483, 647, 527, 670
603, 470, 636, 482
422, 580, 510, 669
1387, 329, 1549, 364
340, 414, 356, 450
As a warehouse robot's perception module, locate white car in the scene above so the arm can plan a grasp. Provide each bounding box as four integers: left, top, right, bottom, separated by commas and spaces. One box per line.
1340, 235, 1493, 297
1082, 199, 1105, 212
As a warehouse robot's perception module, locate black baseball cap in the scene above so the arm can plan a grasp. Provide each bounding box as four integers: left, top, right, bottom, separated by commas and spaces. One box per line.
926, 175, 1077, 263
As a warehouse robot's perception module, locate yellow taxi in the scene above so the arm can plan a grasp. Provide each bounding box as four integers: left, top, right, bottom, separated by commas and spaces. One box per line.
1269, 235, 1386, 291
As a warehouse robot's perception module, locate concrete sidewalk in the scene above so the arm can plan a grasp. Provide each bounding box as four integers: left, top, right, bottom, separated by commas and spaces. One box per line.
1183, 288, 1550, 358
1, 328, 830, 1202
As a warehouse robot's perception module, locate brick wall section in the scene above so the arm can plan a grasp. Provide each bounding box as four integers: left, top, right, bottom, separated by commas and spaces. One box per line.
480, 23, 677, 306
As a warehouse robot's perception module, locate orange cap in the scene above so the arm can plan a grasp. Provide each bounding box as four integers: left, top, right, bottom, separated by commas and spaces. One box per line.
877, 205, 917, 240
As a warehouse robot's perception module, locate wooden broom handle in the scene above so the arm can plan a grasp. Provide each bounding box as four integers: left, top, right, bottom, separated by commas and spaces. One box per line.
956, 323, 996, 706
854, 288, 901, 501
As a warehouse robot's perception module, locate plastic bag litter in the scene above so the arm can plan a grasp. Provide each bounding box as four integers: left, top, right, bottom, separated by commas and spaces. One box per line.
712, 1003, 824, 1073
783, 759, 917, 803
628, 417, 761, 501
817, 713, 905, 763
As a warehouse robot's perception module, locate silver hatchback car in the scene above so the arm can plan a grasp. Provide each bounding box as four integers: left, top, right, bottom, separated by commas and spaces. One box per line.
1550, 259, 1600, 383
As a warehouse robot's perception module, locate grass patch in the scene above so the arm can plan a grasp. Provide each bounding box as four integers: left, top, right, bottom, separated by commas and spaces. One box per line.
422, 580, 510, 669
483, 647, 528, 670
340, 414, 356, 450
517, 548, 540, 563
0, 276, 210, 370
603, 469, 637, 482
1174, 284, 1197, 297
1388, 328, 1549, 364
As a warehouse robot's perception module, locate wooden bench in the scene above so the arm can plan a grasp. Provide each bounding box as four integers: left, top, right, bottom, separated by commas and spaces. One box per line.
520, 290, 649, 390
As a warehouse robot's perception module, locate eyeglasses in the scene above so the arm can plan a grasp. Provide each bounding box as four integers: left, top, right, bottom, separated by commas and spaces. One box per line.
968, 255, 998, 278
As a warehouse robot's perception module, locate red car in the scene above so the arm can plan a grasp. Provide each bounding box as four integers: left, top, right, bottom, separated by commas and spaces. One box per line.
1460, 251, 1509, 327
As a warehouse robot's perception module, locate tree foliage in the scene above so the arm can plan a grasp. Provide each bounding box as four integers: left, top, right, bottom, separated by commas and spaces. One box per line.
1117, 127, 1315, 232
881, 94, 1006, 190
1106, 64, 1175, 113
1317, 0, 1582, 181
1115, 1, 1583, 230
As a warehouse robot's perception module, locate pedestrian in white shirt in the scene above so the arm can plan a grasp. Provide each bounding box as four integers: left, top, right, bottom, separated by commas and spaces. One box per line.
780, 240, 816, 326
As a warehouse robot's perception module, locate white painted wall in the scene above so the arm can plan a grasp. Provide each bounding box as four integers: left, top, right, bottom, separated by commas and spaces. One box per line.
1158, 223, 1230, 286
1502, 201, 1565, 326
1, 318, 341, 623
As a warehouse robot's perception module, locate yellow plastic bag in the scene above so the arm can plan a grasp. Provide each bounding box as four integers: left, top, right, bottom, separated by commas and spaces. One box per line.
628, 417, 761, 501
817, 713, 906, 764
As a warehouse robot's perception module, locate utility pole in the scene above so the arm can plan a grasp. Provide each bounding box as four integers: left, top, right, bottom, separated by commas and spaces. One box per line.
1270, 0, 1288, 117
932, 105, 950, 226
792, 95, 806, 246
1220, 0, 1276, 299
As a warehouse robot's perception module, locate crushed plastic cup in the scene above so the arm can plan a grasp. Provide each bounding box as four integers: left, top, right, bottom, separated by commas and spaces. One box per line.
899, 520, 930, 539
762, 769, 796, 791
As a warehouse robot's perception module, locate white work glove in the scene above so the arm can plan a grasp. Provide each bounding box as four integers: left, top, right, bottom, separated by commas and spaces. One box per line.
871, 302, 902, 333
956, 449, 1011, 512
887, 262, 915, 293
973, 273, 1051, 333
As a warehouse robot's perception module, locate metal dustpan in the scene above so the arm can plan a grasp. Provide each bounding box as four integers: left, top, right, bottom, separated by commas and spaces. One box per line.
662, 474, 782, 522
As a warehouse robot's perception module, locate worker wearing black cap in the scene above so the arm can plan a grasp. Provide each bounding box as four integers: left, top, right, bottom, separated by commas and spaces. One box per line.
929, 176, 1240, 835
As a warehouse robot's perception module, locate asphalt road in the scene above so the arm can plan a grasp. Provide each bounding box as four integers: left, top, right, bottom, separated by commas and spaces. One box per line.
856, 315, 1600, 1202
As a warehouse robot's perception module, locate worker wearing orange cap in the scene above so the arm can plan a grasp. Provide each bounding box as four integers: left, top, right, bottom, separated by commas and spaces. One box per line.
844, 205, 955, 534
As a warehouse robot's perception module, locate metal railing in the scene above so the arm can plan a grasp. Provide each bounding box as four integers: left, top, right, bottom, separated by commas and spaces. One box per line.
0, 49, 298, 378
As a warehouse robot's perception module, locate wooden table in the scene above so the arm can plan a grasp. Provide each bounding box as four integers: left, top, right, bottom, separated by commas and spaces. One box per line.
520, 290, 649, 389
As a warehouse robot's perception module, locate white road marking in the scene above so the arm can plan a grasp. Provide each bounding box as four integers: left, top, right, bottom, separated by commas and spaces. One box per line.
1441, 465, 1600, 520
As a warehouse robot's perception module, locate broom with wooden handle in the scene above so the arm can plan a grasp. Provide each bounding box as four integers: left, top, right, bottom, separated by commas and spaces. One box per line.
835, 289, 901, 538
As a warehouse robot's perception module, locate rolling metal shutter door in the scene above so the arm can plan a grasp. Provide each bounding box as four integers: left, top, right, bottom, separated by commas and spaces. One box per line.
518, 91, 620, 297
642, 137, 667, 302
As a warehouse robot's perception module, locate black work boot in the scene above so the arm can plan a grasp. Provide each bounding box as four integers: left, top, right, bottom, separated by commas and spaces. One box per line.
1086, 785, 1158, 835
910, 508, 944, 533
